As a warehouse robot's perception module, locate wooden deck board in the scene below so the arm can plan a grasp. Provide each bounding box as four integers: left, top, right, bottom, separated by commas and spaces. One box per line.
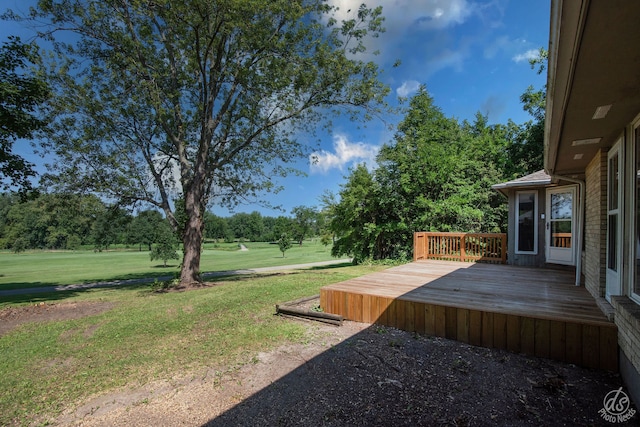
320, 260, 617, 371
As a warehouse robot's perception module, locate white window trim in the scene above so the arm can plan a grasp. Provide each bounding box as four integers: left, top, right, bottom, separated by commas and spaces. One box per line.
515, 190, 538, 255
629, 115, 640, 304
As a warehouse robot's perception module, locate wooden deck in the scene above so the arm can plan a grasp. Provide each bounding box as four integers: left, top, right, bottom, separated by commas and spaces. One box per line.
320, 260, 618, 371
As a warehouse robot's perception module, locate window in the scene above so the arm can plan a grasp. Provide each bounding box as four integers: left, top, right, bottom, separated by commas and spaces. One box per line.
516, 191, 538, 254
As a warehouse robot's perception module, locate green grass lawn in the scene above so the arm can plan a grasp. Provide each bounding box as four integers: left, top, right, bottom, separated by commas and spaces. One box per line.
0, 263, 386, 426
0, 240, 341, 291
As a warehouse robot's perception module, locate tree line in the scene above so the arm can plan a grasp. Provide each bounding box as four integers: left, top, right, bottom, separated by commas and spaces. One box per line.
0, 192, 327, 252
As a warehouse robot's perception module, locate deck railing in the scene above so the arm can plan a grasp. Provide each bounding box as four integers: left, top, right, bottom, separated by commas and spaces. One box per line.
414, 232, 507, 264
552, 232, 572, 248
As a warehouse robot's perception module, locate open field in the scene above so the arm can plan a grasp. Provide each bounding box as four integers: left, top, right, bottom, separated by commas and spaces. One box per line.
0, 240, 336, 291
0, 263, 387, 426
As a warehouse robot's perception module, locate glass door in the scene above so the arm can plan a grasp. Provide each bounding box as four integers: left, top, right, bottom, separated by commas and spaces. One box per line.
546, 186, 576, 265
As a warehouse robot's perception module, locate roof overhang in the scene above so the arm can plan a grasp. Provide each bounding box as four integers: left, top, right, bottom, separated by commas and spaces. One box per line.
491, 170, 553, 196
545, 0, 640, 176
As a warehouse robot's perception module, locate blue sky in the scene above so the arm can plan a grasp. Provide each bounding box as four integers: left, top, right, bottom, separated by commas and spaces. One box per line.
270, 0, 550, 219
3, 0, 550, 218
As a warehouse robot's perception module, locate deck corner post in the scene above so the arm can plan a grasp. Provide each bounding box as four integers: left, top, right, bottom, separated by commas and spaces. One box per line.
501, 234, 507, 264
413, 232, 417, 262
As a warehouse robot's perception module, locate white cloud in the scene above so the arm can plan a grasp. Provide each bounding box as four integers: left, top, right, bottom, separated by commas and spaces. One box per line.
396, 80, 421, 97
413, 0, 474, 30
326, 0, 474, 57
310, 134, 379, 174
328, 0, 473, 31
484, 36, 533, 60
512, 48, 540, 63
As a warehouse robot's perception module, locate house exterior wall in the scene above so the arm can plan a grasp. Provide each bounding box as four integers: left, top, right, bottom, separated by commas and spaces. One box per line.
612, 296, 640, 397
581, 125, 640, 406
584, 149, 607, 299
506, 188, 547, 267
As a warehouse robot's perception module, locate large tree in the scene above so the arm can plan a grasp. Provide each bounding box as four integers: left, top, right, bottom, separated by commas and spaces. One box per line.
330, 87, 511, 262
329, 163, 381, 262
0, 36, 49, 194
19, 0, 389, 283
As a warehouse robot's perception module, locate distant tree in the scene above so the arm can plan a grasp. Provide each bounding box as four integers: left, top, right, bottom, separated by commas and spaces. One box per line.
0, 192, 18, 246
128, 210, 164, 251
228, 212, 264, 242
290, 206, 316, 246
1, 193, 105, 250
204, 212, 233, 242
247, 212, 265, 242
91, 206, 131, 251
259, 215, 293, 242
260, 216, 276, 241
66, 234, 81, 250
150, 222, 179, 267
0, 36, 49, 195
3, 196, 49, 249
318, 191, 338, 246
20, 0, 389, 285
12, 236, 26, 253
277, 233, 292, 258
274, 216, 293, 242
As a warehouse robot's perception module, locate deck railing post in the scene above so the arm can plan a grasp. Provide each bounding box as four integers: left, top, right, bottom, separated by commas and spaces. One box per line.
460, 234, 466, 262
501, 234, 507, 264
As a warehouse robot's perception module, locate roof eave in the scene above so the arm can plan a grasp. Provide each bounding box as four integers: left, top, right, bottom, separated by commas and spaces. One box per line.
544, 0, 563, 176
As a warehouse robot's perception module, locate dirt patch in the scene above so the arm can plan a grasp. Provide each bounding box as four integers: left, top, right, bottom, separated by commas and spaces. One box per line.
54, 313, 634, 426
0, 301, 116, 336
152, 282, 218, 293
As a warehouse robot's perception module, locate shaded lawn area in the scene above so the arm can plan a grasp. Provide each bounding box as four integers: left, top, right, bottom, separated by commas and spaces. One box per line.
0, 240, 336, 291
0, 264, 387, 426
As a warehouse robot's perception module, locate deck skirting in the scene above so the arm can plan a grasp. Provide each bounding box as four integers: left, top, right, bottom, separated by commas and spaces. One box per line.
320, 261, 618, 371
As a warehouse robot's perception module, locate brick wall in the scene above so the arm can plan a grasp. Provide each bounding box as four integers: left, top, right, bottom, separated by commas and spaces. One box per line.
584, 149, 607, 298
613, 296, 640, 377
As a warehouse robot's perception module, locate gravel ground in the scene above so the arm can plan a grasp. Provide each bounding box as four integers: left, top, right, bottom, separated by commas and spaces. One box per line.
3, 299, 636, 426
59, 318, 634, 426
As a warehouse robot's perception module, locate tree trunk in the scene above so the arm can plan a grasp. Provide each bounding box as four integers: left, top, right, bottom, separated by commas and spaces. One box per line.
180, 188, 204, 284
